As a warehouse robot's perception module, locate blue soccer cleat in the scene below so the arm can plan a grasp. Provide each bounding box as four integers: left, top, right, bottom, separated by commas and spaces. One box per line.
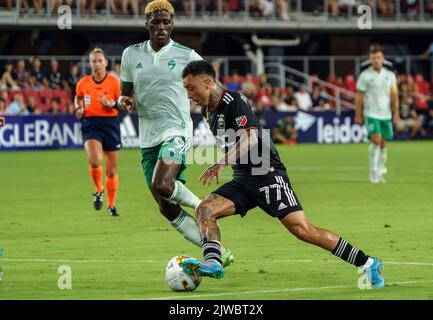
182, 258, 225, 279
364, 257, 385, 288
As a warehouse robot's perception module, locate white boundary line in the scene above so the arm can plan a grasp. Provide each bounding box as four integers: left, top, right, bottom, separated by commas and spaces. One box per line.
2, 258, 433, 267
1, 258, 432, 299
149, 280, 433, 300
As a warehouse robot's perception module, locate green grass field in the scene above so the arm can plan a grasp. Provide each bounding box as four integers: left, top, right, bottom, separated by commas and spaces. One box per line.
0, 141, 432, 300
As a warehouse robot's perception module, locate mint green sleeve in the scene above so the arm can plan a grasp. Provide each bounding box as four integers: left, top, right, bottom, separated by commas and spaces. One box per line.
390, 72, 397, 88
189, 50, 203, 63
356, 72, 367, 92
120, 47, 133, 84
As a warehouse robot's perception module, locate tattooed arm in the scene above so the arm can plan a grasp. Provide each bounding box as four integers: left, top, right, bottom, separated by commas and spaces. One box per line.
199, 128, 258, 186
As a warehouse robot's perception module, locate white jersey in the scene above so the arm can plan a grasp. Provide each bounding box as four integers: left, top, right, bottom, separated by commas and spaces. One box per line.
120, 39, 202, 148
356, 67, 397, 120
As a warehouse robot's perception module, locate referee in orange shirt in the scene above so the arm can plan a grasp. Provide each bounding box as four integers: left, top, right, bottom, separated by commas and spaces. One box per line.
75, 48, 121, 217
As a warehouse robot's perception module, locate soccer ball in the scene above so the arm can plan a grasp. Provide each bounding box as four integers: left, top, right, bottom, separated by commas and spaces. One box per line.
165, 255, 202, 292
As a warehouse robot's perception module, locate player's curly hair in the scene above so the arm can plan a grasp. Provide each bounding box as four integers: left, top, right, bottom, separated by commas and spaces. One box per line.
145, 0, 174, 18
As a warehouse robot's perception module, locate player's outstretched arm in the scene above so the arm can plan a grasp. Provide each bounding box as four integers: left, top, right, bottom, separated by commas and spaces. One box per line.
199, 129, 259, 186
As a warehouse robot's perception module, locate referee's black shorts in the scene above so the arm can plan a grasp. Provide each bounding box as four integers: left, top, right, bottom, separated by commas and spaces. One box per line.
212, 171, 303, 219
81, 116, 121, 152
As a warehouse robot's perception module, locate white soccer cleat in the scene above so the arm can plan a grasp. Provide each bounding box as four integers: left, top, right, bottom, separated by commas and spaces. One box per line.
369, 171, 380, 184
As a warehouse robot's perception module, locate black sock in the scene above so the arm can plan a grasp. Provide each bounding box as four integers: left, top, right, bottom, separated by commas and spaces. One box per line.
202, 240, 222, 265
332, 238, 369, 267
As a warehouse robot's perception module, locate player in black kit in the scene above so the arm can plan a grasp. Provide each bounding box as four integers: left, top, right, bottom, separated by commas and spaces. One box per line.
180, 60, 385, 288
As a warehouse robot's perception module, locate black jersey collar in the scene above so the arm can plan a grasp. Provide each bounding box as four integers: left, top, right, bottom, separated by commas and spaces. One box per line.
209, 90, 228, 113
92, 73, 108, 84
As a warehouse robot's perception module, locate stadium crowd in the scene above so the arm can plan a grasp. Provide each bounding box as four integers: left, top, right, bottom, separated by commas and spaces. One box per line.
0, 58, 123, 116
2, 0, 433, 19
1, 57, 433, 141
0, 0, 289, 19
323, 0, 433, 18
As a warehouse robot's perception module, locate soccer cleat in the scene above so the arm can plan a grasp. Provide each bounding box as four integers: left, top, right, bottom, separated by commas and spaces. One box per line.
93, 191, 104, 210
364, 257, 385, 288
107, 206, 119, 217
182, 258, 225, 279
369, 171, 380, 184
221, 247, 235, 268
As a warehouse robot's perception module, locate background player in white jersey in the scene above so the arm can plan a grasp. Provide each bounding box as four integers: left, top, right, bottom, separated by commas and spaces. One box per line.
118, 0, 233, 266
355, 44, 400, 183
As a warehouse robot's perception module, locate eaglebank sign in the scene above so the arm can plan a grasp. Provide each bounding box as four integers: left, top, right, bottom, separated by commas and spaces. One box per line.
0, 115, 141, 151
0, 116, 82, 150
292, 111, 369, 144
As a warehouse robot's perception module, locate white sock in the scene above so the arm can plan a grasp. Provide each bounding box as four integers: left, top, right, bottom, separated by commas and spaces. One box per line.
379, 148, 387, 172
170, 209, 202, 247
360, 257, 374, 270
368, 143, 381, 173
168, 180, 201, 210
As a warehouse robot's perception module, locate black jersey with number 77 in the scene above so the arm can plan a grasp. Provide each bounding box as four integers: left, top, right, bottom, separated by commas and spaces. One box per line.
202, 91, 287, 179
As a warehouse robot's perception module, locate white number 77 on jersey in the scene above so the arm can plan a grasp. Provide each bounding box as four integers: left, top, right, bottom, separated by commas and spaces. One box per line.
259, 176, 298, 207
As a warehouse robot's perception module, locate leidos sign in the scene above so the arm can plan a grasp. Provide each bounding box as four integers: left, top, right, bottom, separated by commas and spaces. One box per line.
293, 111, 368, 144
316, 117, 368, 144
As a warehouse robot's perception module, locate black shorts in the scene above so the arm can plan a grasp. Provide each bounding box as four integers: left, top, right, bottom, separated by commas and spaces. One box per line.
212, 171, 303, 219
81, 116, 121, 152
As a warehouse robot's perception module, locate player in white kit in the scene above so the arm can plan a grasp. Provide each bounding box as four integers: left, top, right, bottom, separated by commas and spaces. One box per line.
118, 0, 233, 266
355, 44, 400, 184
